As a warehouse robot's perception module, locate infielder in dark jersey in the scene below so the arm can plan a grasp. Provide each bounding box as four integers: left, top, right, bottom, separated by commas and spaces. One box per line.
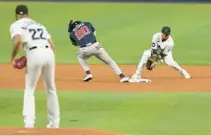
68, 20, 129, 82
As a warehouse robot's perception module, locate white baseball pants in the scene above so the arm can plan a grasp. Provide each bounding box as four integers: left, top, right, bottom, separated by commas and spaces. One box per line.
23, 46, 60, 128
134, 49, 187, 76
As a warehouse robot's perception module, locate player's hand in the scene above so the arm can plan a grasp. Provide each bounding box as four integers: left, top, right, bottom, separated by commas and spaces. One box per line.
11, 59, 16, 66
150, 61, 157, 69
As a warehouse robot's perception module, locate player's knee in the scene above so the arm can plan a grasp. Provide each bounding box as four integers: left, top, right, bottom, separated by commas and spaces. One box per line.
24, 87, 35, 95
77, 55, 83, 59
142, 50, 151, 57
104, 60, 110, 65
47, 89, 57, 94
45, 82, 56, 91
167, 63, 174, 67
106, 59, 115, 65
100, 58, 111, 65
165, 60, 176, 67
139, 50, 151, 63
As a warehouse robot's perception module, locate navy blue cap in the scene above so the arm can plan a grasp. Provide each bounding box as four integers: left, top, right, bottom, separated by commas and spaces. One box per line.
161, 26, 171, 35
16, 5, 28, 15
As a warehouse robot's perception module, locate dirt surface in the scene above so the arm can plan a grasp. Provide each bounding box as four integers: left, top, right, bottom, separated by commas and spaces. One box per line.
1, 64, 211, 92
0, 128, 120, 135
0, 64, 210, 135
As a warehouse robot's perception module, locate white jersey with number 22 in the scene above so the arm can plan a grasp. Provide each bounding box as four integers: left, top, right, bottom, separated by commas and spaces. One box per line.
10, 18, 51, 51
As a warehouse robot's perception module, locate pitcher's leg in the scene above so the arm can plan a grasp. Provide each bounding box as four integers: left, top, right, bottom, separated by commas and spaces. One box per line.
95, 48, 128, 82
77, 51, 93, 82
164, 52, 191, 79
42, 60, 60, 128
23, 64, 42, 128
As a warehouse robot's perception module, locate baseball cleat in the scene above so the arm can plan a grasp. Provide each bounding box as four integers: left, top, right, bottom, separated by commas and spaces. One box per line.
181, 69, 191, 79
120, 76, 129, 83
24, 125, 34, 128
83, 74, 93, 82
129, 74, 141, 83
47, 123, 59, 128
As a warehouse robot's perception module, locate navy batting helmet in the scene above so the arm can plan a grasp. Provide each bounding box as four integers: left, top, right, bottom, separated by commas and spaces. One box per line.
161, 26, 171, 35
68, 20, 82, 32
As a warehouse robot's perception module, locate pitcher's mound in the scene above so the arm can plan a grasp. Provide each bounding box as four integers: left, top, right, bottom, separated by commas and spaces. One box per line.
0, 128, 120, 135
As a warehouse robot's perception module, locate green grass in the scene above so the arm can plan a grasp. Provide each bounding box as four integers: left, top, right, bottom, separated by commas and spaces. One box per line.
0, 2, 210, 135
0, 90, 211, 134
0, 2, 211, 64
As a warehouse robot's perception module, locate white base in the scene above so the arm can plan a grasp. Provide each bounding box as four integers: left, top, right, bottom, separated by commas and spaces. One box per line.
129, 78, 152, 83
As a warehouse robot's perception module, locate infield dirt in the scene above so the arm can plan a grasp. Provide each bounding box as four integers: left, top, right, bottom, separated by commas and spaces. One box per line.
0, 64, 210, 135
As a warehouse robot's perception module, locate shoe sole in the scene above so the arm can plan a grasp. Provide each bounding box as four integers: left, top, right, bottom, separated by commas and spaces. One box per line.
83, 77, 93, 82
185, 76, 191, 79
121, 80, 129, 83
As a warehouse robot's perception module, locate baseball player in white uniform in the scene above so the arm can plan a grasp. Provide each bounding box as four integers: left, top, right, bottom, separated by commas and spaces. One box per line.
10, 5, 60, 128
130, 26, 191, 82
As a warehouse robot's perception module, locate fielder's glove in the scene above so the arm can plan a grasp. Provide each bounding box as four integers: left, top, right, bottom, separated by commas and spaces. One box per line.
146, 58, 156, 70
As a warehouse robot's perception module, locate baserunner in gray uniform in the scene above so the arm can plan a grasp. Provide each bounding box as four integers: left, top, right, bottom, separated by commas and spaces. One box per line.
68, 20, 129, 82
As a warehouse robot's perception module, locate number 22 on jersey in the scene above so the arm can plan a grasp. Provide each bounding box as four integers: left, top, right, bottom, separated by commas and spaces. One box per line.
29, 28, 46, 40
75, 26, 90, 40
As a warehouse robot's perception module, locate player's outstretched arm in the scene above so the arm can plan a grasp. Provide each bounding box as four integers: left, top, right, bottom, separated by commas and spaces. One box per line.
11, 34, 22, 64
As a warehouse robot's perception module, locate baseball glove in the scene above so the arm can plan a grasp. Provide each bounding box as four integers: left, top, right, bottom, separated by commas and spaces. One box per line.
13, 56, 27, 69
146, 58, 156, 70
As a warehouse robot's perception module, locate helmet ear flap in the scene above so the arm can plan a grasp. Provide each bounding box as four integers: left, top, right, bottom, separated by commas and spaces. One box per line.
74, 21, 82, 24
68, 20, 74, 32
68, 20, 82, 32
69, 20, 73, 25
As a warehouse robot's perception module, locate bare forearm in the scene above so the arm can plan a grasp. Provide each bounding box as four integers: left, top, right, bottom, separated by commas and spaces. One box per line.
11, 41, 21, 62
51, 44, 56, 53
48, 38, 56, 54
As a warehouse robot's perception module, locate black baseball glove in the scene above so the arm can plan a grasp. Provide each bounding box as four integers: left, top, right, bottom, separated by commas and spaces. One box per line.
146, 50, 160, 71
146, 58, 156, 70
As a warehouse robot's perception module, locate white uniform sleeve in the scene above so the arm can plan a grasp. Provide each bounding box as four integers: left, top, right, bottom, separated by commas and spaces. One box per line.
151, 34, 158, 50
43, 26, 51, 39
10, 23, 22, 39
163, 41, 174, 55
